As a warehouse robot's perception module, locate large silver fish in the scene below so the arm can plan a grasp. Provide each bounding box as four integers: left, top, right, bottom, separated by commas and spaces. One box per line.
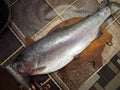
11, 2, 120, 75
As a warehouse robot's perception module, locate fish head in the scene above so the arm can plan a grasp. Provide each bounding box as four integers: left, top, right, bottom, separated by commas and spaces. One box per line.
11, 58, 34, 75
108, 2, 120, 14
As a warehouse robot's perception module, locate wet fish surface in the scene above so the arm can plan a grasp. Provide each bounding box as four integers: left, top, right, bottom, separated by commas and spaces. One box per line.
11, 2, 120, 75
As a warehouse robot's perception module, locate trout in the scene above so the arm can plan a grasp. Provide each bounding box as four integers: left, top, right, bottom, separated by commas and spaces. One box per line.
11, 2, 120, 75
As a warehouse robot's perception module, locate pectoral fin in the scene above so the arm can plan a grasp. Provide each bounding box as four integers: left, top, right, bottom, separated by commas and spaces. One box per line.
31, 66, 46, 75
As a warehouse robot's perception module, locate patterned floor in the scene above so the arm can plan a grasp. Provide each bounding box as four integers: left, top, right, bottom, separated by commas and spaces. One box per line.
0, 0, 120, 90
80, 51, 120, 90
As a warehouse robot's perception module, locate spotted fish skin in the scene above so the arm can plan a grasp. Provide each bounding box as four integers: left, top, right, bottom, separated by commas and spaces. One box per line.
11, 2, 120, 75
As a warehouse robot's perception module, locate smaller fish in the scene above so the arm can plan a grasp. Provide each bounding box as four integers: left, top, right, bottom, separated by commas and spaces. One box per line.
11, 1, 120, 75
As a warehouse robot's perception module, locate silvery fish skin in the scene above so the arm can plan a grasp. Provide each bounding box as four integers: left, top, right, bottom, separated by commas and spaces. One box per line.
12, 2, 120, 75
